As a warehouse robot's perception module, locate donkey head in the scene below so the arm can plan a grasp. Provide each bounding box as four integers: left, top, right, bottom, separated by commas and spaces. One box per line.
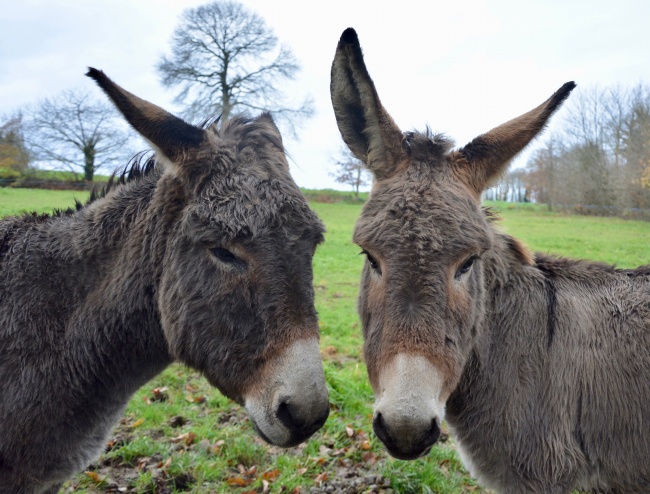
330, 29, 574, 460
88, 69, 329, 447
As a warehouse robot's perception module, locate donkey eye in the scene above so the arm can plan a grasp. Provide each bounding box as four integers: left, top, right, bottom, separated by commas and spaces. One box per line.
361, 250, 381, 274
210, 247, 240, 265
455, 256, 478, 279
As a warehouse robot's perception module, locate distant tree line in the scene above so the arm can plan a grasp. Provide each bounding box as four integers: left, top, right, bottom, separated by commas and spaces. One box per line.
491, 84, 650, 218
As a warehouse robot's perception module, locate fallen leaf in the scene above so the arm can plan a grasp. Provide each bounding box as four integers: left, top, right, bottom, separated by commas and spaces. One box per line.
85, 471, 102, 483
211, 439, 225, 454
170, 431, 197, 445
226, 476, 251, 487
296, 467, 308, 475
345, 425, 354, 437
319, 445, 332, 456
314, 472, 328, 485
246, 465, 257, 476
131, 418, 145, 428
262, 469, 280, 481
362, 452, 378, 465
360, 440, 371, 450
262, 479, 270, 493
150, 387, 169, 402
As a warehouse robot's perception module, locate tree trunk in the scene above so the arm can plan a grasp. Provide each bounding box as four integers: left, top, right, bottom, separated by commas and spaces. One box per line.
83, 145, 95, 182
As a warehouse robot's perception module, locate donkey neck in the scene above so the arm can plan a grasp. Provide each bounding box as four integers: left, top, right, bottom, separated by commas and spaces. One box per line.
2, 171, 178, 408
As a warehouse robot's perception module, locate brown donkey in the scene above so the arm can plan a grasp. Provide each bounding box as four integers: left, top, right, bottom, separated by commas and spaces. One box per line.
0, 70, 329, 493
331, 28, 650, 493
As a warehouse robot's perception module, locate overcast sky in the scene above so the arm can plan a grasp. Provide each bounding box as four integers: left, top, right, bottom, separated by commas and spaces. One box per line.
2, 0, 649, 189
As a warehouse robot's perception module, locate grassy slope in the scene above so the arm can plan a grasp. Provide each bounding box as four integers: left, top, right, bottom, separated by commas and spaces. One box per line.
1, 190, 649, 493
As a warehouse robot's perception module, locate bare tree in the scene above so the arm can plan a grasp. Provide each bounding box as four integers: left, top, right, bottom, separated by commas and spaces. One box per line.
157, 0, 313, 134
24, 90, 133, 181
623, 85, 650, 207
0, 113, 30, 176
330, 148, 371, 200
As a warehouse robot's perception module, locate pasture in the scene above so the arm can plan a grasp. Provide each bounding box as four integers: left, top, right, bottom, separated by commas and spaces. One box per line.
1, 189, 649, 493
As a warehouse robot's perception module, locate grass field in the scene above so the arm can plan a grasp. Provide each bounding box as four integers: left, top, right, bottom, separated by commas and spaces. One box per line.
1, 189, 649, 493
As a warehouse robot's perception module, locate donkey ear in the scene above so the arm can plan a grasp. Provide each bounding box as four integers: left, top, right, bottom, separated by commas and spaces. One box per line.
330, 28, 406, 181
86, 68, 205, 171
455, 82, 576, 193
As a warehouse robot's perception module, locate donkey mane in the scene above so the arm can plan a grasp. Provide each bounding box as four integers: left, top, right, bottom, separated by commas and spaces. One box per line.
403, 128, 454, 162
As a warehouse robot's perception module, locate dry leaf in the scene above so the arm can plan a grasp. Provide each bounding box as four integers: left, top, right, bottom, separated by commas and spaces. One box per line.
345, 425, 354, 437
85, 471, 102, 483
362, 452, 378, 465
318, 445, 332, 456
170, 431, 197, 445
262, 479, 270, 493
360, 440, 371, 450
314, 472, 328, 485
131, 418, 145, 428
262, 469, 280, 481
226, 476, 251, 487
296, 467, 308, 475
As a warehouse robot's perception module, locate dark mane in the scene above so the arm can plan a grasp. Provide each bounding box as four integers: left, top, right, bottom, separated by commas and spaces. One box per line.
215, 113, 285, 155
39, 153, 159, 221
87, 152, 158, 206
404, 128, 454, 162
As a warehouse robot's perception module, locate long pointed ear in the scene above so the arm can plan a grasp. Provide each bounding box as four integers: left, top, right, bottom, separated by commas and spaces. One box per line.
455, 82, 576, 194
330, 28, 406, 181
86, 67, 205, 168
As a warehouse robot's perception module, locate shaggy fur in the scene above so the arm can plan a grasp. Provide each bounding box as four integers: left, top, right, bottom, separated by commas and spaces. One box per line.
332, 28, 650, 493
0, 71, 328, 493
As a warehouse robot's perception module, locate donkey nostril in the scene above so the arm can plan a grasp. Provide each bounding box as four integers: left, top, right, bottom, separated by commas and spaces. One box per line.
426, 418, 441, 445
372, 412, 393, 447
276, 400, 296, 430
276, 398, 328, 441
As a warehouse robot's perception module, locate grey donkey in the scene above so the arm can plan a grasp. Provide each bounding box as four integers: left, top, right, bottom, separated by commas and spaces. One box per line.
0, 69, 329, 493
331, 28, 650, 493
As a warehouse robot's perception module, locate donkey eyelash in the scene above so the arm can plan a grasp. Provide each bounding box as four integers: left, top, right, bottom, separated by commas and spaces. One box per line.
455, 255, 479, 279
360, 250, 381, 274
210, 247, 244, 267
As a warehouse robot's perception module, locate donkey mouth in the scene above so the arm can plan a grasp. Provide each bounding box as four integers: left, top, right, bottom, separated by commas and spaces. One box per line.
373, 413, 441, 461
249, 410, 328, 448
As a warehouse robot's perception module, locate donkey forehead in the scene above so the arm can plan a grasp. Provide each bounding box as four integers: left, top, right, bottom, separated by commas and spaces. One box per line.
190, 175, 324, 243
354, 174, 492, 255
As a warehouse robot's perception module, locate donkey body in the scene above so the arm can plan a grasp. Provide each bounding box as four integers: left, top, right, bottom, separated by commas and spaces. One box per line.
0, 70, 329, 493
331, 28, 650, 493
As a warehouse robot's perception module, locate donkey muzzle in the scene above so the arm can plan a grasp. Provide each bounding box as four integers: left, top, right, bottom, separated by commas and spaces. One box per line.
372, 353, 446, 459
244, 338, 329, 447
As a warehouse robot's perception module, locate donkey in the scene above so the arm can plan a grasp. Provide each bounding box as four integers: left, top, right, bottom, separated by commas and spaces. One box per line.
0, 69, 330, 493
331, 28, 650, 493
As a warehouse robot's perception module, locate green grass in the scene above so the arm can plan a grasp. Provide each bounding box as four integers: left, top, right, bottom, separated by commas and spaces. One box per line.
0, 187, 90, 217
1, 189, 649, 493
486, 200, 649, 268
